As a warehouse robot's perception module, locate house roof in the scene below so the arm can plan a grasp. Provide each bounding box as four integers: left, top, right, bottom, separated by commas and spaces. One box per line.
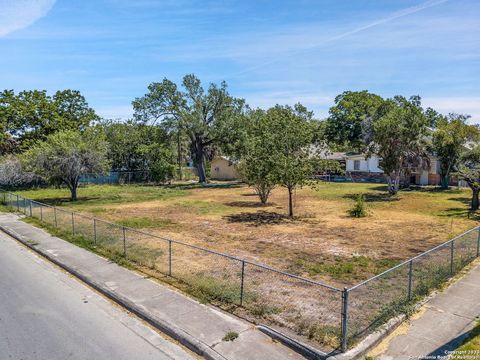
322, 152, 347, 161
213, 155, 239, 164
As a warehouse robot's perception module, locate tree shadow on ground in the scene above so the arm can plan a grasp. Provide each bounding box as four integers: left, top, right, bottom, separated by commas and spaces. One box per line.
223, 211, 293, 226
437, 207, 480, 220
165, 182, 243, 190
29, 196, 90, 206
224, 201, 274, 208
402, 185, 464, 194
240, 192, 258, 197
447, 196, 471, 204
342, 192, 398, 203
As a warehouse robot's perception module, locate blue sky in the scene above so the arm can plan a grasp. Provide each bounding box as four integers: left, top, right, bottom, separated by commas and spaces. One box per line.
0, 0, 479, 122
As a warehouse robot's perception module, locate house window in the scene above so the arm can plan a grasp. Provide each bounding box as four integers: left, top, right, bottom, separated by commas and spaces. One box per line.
353, 160, 360, 171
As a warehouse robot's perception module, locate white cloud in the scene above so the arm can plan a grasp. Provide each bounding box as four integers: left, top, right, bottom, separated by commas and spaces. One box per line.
423, 97, 480, 123
0, 0, 56, 37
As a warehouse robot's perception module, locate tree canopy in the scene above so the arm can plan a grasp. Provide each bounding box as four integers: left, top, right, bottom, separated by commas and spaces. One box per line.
432, 113, 479, 188
367, 95, 429, 195
239, 104, 317, 215
325, 90, 384, 151
455, 146, 480, 210
23, 130, 109, 201
132, 74, 245, 183
0, 89, 98, 151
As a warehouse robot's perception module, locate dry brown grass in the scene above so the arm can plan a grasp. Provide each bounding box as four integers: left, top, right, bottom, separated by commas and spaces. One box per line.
20, 182, 477, 287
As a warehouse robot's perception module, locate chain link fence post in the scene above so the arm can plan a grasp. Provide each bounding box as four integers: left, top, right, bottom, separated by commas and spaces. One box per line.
123, 226, 127, 257
16, 194, 19, 211
72, 212, 75, 235
168, 240, 172, 276
341, 287, 349, 352
477, 227, 480, 258
240, 260, 245, 306
29, 200, 32, 217
54, 207, 58, 227
450, 240, 455, 275
93, 218, 97, 245
40, 205, 43, 221
408, 259, 413, 301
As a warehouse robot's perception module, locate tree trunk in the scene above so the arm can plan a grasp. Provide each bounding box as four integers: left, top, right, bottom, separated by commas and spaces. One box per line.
177, 131, 183, 180
70, 185, 78, 202
288, 186, 294, 217
394, 174, 400, 194
255, 183, 272, 205
386, 173, 400, 195
471, 188, 479, 211
440, 175, 449, 189
192, 138, 207, 183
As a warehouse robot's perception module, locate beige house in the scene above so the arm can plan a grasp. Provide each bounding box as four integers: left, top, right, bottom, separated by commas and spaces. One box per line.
210, 156, 239, 180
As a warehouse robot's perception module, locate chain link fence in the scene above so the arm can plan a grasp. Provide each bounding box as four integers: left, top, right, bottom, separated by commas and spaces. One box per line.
1, 189, 479, 353
344, 228, 480, 350
79, 171, 153, 185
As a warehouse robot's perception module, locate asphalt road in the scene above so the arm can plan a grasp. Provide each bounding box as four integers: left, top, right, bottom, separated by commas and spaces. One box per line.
0, 231, 193, 360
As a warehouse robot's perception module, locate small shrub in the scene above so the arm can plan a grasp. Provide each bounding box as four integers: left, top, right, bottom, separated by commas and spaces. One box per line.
348, 194, 367, 218
249, 302, 280, 317
222, 331, 239, 342
185, 276, 241, 304
305, 323, 340, 348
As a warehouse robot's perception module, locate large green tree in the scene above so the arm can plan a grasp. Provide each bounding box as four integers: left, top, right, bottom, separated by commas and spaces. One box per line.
132, 74, 245, 183
368, 96, 429, 195
455, 147, 480, 210
23, 130, 109, 201
432, 113, 478, 189
0, 89, 98, 150
99, 119, 171, 172
325, 90, 384, 151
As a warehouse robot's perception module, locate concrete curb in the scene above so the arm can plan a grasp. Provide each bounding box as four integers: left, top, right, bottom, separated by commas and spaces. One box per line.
0, 223, 226, 360
325, 314, 406, 360
257, 325, 328, 360
325, 292, 438, 360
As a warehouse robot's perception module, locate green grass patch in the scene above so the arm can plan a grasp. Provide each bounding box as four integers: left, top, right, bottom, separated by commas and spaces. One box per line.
127, 244, 165, 269
17, 184, 189, 210
22, 217, 130, 267
291, 256, 399, 280
248, 302, 281, 317
457, 321, 480, 351
183, 275, 243, 304
117, 217, 176, 229
222, 331, 239, 342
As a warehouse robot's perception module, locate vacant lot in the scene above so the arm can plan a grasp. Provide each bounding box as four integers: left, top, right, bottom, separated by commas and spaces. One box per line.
18, 181, 478, 287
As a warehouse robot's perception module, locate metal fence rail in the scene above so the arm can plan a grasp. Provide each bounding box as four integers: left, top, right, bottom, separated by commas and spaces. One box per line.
1, 189, 479, 353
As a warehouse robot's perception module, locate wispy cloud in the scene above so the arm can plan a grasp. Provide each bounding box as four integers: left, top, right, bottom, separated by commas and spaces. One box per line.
223, 0, 450, 78
0, 0, 56, 37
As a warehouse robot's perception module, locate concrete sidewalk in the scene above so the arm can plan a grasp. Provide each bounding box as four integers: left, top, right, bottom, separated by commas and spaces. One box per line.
368, 260, 480, 360
0, 213, 304, 360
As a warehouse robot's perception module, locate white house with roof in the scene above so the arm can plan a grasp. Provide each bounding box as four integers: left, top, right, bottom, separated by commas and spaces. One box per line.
345, 154, 442, 185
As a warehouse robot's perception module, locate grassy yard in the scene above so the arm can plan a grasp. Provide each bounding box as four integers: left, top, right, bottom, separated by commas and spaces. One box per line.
16, 181, 479, 287
456, 322, 480, 352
